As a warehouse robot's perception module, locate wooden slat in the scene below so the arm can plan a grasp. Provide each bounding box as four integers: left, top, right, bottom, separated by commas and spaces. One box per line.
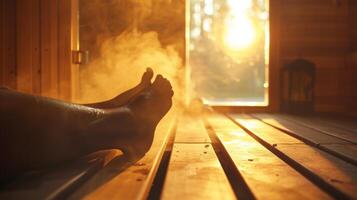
276, 144, 357, 199
252, 114, 350, 145
70, 0, 79, 100
2, 0, 16, 88
279, 0, 350, 112
314, 117, 357, 134
32, 0, 41, 95
40, 0, 52, 97
277, 114, 357, 144
49, 0, 59, 98
58, 0, 73, 100
251, 114, 357, 164
0, 150, 120, 200
0, 0, 4, 86
231, 117, 301, 145
207, 114, 331, 200
161, 143, 235, 200
174, 114, 210, 143
227, 114, 357, 199
16, 0, 33, 93
69, 111, 177, 200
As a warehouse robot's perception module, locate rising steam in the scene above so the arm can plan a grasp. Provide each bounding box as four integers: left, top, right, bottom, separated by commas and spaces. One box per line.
78, 30, 185, 108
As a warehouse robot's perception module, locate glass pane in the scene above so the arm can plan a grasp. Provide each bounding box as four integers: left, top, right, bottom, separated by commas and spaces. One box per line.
187, 0, 269, 106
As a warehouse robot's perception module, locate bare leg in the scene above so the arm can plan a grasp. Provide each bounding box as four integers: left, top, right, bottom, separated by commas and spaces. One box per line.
0, 75, 173, 181
83, 68, 153, 109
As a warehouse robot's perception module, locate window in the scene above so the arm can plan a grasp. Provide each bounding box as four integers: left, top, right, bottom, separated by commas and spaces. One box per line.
187, 0, 269, 106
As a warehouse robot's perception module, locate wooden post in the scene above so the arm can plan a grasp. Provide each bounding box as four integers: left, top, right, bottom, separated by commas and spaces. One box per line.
58, 0, 79, 101
269, 0, 281, 112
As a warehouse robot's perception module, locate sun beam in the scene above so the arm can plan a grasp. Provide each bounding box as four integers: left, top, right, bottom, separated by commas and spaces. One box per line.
224, 0, 256, 50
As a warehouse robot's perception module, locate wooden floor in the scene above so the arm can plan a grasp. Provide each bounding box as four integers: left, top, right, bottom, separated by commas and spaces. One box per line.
1, 111, 357, 199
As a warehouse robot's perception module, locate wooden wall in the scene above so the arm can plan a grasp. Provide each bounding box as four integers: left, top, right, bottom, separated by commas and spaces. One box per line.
279, 0, 354, 114
0, 0, 78, 101
1, 0, 357, 113
348, 1, 357, 115
0, 0, 17, 89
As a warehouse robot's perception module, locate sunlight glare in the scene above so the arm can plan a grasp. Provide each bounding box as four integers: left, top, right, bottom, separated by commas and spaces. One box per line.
224, 0, 256, 50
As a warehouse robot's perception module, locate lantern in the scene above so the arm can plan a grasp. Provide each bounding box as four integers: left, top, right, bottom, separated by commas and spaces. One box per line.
281, 59, 315, 114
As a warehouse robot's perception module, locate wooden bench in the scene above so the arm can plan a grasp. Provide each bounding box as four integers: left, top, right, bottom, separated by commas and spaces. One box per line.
1, 110, 357, 199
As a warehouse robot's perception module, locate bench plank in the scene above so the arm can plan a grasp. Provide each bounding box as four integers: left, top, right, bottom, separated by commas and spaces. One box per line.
314, 117, 357, 134
207, 114, 331, 200
251, 114, 348, 144
251, 114, 357, 164
276, 114, 357, 144
174, 114, 210, 143
161, 143, 236, 200
277, 144, 357, 199
69, 111, 177, 200
0, 150, 120, 200
229, 114, 357, 199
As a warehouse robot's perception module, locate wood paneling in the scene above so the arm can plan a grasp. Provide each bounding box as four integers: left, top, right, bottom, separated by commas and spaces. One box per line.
1, 0, 357, 111
0, 0, 3, 86
1, 0, 17, 88
280, 0, 352, 113
31, 0, 41, 95
40, 0, 59, 97
0, 0, 77, 100
16, 0, 34, 93
348, 1, 357, 116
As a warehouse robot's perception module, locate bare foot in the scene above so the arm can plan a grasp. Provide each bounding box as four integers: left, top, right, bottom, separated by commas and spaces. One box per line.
122, 75, 174, 158
83, 74, 173, 160
129, 74, 173, 124
84, 68, 154, 109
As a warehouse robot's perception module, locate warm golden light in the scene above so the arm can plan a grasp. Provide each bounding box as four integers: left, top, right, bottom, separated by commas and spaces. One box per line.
224, 0, 256, 50
224, 17, 255, 50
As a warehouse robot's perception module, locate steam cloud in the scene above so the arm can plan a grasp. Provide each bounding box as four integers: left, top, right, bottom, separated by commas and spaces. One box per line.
78, 30, 185, 108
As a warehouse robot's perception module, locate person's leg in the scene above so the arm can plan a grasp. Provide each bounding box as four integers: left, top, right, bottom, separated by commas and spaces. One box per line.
0, 75, 173, 180
83, 68, 153, 109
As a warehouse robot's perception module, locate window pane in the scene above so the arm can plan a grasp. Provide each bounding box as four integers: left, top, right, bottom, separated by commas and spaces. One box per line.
188, 0, 269, 106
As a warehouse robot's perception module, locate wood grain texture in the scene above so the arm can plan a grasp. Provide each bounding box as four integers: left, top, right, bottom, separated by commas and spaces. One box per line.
228, 113, 357, 199
251, 114, 349, 145
174, 114, 211, 143
249, 114, 357, 165
49, 0, 59, 98
232, 115, 304, 145
0, 150, 120, 200
58, 0, 74, 101
1, 0, 16, 88
279, 0, 350, 113
313, 117, 357, 134
161, 143, 235, 200
276, 114, 357, 144
42, 0, 61, 98
268, 0, 282, 112
277, 144, 357, 199
16, 0, 34, 93
69, 111, 177, 200
207, 113, 331, 200
31, 0, 41, 95
0, 0, 3, 86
